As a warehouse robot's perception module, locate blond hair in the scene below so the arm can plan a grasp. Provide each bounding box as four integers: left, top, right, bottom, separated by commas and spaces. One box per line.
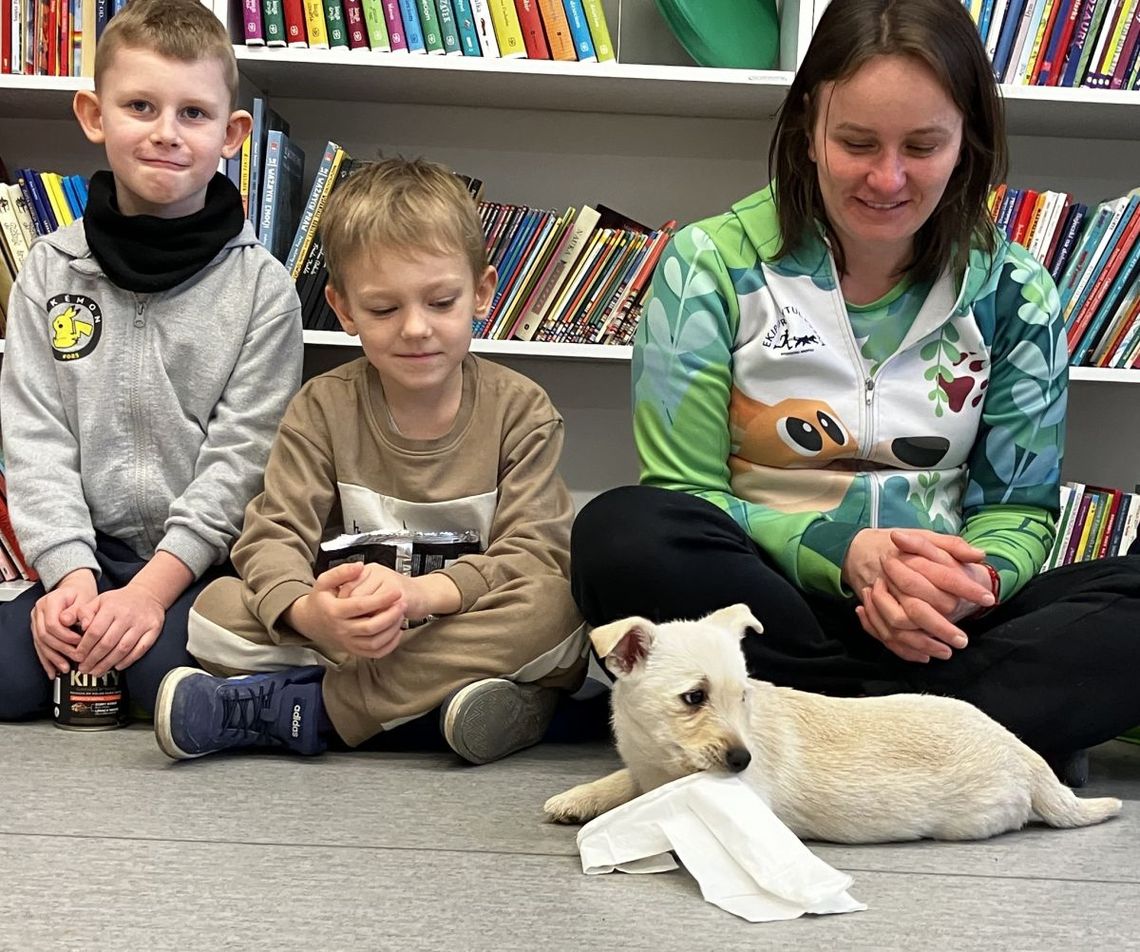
319, 157, 489, 292
95, 0, 239, 109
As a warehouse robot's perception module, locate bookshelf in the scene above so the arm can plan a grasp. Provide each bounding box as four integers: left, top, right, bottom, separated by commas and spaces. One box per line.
2, 0, 1140, 499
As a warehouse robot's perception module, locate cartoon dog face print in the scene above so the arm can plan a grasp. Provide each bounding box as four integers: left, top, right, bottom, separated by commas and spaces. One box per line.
729, 390, 857, 469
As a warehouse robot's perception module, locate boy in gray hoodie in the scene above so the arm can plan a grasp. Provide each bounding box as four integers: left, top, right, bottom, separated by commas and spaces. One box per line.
0, 0, 302, 719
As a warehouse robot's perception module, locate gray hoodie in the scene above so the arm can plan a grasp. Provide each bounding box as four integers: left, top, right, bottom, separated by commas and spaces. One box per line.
0, 219, 303, 590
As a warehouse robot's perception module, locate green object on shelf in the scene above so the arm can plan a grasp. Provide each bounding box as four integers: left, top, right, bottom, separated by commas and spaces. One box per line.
654, 0, 780, 70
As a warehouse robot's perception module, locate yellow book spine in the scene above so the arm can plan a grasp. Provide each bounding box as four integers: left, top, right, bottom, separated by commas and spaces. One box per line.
303, 0, 330, 48
42, 173, 73, 227
487, 0, 525, 58
291, 148, 345, 280
1022, 0, 1057, 83
239, 134, 252, 218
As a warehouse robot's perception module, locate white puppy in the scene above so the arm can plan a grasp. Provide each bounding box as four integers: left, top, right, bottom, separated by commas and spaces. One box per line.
544, 604, 1121, 843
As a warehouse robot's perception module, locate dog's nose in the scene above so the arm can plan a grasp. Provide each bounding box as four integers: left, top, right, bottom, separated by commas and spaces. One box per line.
725, 746, 752, 772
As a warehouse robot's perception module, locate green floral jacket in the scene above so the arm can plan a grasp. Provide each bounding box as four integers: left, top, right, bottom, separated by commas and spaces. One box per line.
633, 184, 1067, 601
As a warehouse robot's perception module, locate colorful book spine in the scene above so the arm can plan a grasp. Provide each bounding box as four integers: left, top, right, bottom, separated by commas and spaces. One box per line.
467, 0, 500, 55
323, 0, 348, 46
397, 0, 426, 51
382, 0, 407, 49
302, 0, 329, 47
451, 0, 480, 54
342, 0, 370, 48
262, 0, 288, 45
435, 0, 462, 53
580, 0, 613, 60
243, 0, 265, 44
287, 141, 340, 276
417, 0, 444, 52
361, 0, 391, 49
513, 0, 549, 58
282, 0, 308, 45
486, 0, 525, 56
561, 0, 595, 60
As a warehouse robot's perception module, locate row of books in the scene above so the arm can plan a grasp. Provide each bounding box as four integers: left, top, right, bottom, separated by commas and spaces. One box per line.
242, 0, 614, 61
966, 0, 1140, 89
0, 167, 87, 333
223, 97, 306, 264
0, 451, 36, 583
988, 183, 1140, 367
1043, 481, 1140, 569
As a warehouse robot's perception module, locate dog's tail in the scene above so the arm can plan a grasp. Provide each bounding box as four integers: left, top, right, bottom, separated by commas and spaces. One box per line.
1029, 756, 1122, 828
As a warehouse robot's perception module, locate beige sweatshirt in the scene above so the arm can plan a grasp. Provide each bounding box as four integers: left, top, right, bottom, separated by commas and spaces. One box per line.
230, 354, 574, 639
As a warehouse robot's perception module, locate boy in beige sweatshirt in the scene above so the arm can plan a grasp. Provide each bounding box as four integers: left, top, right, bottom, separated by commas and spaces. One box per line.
153, 158, 586, 763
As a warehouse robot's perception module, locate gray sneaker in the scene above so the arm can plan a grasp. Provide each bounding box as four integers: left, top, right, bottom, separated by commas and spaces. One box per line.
441, 678, 559, 765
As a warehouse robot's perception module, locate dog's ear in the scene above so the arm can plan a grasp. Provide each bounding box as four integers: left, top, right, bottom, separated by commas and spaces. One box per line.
705, 602, 763, 639
590, 616, 655, 677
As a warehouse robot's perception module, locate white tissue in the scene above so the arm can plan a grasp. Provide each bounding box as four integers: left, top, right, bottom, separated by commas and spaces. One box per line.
576, 772, 866, 922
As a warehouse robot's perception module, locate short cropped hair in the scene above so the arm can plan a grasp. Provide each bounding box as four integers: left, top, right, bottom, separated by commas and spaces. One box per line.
95, 0, 240, 110
769, 0, 1007, 283
319, 157, 489, 293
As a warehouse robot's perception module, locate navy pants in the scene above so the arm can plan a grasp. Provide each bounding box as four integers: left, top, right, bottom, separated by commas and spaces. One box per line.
0, 533, 230, 719
571, 486, 1140, 762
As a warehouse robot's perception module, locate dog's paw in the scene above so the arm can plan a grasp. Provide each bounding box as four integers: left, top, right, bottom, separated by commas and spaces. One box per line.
543, 785, 606, 824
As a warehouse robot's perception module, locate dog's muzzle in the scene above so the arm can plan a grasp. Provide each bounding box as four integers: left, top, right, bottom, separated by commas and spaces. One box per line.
725, 746, 752, 772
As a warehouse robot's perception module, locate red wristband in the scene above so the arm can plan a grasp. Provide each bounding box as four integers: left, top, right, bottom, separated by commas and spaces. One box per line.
981, 562, 1001, 604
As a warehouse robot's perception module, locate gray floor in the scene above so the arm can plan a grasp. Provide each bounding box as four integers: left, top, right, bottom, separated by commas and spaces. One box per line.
1, 724, 1138, 952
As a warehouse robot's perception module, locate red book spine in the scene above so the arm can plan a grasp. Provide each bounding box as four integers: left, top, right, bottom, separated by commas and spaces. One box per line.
513, 0, 548, 58
282, 0, 309, 45
342, 0, 369, 48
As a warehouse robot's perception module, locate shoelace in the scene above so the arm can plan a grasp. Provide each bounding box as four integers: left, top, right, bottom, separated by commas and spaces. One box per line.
220, 681, 278, 740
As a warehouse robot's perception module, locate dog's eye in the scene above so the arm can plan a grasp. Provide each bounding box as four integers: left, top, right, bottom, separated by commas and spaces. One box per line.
681, 689, 706, 707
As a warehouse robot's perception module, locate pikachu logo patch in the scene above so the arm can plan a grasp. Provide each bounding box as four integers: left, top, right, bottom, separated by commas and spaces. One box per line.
48, 294, 102, 361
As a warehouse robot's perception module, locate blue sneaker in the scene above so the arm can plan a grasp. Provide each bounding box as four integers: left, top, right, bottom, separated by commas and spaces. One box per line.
155, 666, 328, 760
440, 678, 559, 765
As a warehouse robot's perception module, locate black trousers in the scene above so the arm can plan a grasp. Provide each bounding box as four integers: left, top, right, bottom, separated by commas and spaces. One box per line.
0, 532, 231, 719
571, 486, 1140, 760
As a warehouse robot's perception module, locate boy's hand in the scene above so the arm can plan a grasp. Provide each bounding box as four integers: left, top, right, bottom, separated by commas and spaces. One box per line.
337, 562, 462, 622
30, 569, 99, 678
287, 562, 407, 660
74, 581, 166, 678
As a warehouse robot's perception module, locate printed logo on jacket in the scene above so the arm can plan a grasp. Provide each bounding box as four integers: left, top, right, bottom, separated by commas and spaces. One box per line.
48, 293, 102, 361
763, 306, 822, 355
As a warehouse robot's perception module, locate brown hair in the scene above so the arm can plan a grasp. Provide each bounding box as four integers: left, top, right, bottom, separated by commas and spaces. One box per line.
319, 156, 489, 292
768, 0, 1006, 283
95, 0, 239, 109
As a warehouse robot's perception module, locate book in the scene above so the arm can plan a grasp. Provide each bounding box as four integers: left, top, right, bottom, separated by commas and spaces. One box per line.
561, 0, 595, 60
451, 0, 479, 54
486, 0, 525, 56
282, 0, 307, 45
580, 0, 613, 61
416, 0, 444, 52
435, 0, 462, 53
515, 204, 601, 340
248, 98, 290, 235
243, 0, 265, 44
259, 130, 306, 264
342, 0, 370, 49
513, 0, 549, 58
323, 0, 349, 47
1036, 0, 1080, 83
397, 0, 426, 51
535, 0, 574, 59
262, 0, 287, 45
302, 0, 329, 46
360, 0, 391, 49
467, 0, 500, 55
0, 186, 31, 272
382, 0, 407, 49
7, 183, 37, 248
286, 140, 342, 277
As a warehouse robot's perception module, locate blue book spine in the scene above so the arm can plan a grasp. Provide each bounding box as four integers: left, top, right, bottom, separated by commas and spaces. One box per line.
95, 0, 111, 39
978, 0, 997, 41
1065, 196, 1138, 329
23, 171, 58, 233
561, 0, 595, 61
1035, 0, 1077, 84
1060, 0, 1097, 87
993, 0, 1028, 77
60, 176, 81, 219
397, 0, 426, 51
248, 98, 267, 232
996, 187, 1021, 237
1057, 201, 1113, 314
70, 175, 89, 214
259, 130, 284, 248
286, 141, 339, 275
451, 0, 480, 53
1074, 213, 1140, 362
491, 210, 542, 313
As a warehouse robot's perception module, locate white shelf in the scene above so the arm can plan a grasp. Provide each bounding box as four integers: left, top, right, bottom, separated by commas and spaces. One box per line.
303, 330, 632, 361
235, 47, 794, 119
0, 74, 90, 119
1069, 366, 1140, 382
3, 64, 1140, 135
0, 579, 34, 602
